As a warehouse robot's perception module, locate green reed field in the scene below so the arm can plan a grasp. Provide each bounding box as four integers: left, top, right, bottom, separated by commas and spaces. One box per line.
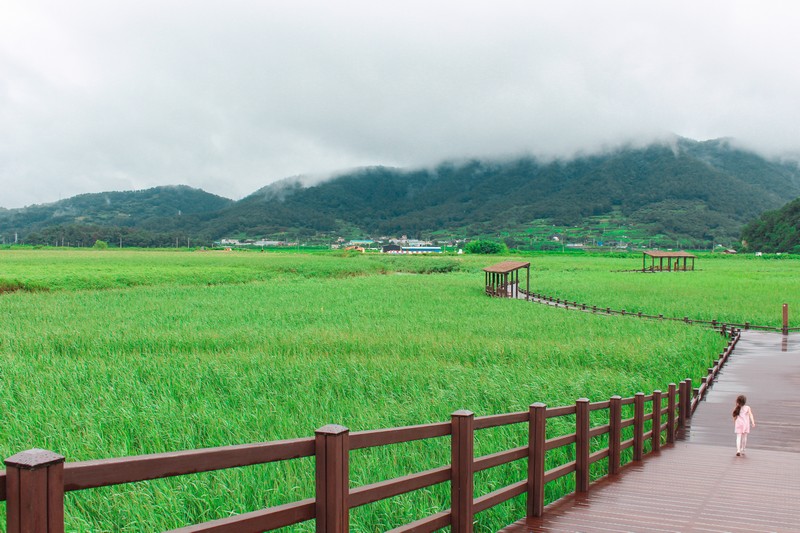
0, 249, 792, 531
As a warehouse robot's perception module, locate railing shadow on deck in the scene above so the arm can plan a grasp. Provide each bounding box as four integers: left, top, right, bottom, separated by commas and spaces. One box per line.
1, 333, 739, 533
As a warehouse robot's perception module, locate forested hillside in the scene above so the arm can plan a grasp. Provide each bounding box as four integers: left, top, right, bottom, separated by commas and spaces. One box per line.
3, 138, 800, 248
195, 138, 800, 246
0, 186, 232, 246
741, 197, 800, 253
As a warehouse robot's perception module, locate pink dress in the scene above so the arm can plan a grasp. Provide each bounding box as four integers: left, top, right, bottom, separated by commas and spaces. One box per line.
734, 405, 751, 434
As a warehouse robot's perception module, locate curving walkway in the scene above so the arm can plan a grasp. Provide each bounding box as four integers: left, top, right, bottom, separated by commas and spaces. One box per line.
499, 332, 800, 532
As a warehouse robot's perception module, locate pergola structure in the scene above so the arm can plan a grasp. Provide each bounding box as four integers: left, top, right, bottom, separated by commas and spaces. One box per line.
642, 251, 696, 272
483, 260, 530, 299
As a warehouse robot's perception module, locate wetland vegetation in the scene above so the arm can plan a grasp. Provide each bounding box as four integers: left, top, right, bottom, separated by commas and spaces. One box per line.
1, 249, 795, 531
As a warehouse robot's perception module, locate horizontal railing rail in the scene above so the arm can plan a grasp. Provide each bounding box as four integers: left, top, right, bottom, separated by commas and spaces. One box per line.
2, 332, 740, 533
63, 437, 316, 493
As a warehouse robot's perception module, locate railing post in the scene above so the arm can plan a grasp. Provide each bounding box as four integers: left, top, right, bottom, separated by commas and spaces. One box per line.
315, 425, 349, 533
4, 448, 65, 533
667, 384, 677, 444
527, 403, 547, 518
651, 391, 662, 452
678, 381, 687, 429
783, 303, 789, 335
576, 398, 590, 493
608, 396, 621, 475
451, 410, 474, 533
633, 393, 644, 461
684, 378, 693, 419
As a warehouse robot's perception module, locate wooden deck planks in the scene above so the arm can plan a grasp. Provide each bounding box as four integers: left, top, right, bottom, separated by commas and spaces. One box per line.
500, 332, 800, 532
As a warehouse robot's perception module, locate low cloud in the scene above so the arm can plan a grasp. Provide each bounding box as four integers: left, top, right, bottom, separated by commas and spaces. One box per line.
2, 0, 800, 208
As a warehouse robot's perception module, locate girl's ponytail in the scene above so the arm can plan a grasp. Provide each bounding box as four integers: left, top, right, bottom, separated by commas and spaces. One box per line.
733, 395, 746, 418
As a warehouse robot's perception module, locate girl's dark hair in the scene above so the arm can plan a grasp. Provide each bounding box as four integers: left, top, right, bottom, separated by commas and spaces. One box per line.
733, 395, 746, 418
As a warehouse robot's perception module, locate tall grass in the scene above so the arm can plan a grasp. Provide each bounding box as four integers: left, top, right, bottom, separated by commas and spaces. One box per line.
465, 253, 800, 327
0, 249, 465, 291
2, 249, 797, 327
0, 250, 735, 531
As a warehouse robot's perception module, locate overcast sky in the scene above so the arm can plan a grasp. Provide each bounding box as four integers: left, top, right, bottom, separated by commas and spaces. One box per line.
2, 1, 800, 208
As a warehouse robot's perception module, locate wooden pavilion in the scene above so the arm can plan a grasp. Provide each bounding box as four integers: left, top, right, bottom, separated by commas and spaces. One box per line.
642, 251, 696, 272
483, 261, 530, 299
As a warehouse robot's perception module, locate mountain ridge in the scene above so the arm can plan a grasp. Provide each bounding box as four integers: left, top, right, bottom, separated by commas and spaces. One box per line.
4, 138, 800, 248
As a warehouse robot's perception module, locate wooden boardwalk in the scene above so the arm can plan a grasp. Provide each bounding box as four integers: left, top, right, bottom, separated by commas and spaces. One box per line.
500, 332, 800, 532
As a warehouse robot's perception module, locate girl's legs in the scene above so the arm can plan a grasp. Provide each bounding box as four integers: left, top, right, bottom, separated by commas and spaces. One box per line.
741, 433, 748, 453
736, 434, 743, 454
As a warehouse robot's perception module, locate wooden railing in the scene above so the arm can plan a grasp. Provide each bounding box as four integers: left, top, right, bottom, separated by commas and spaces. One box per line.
1, 333, 739, 533
523, 291, 798, 333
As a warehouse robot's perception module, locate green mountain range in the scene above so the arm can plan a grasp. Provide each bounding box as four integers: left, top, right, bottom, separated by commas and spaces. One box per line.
741, 197, 800, 253
4, 138, 800, 248
0, 186, 232, 247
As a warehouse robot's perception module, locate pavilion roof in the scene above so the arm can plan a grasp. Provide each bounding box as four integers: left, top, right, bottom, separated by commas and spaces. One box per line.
642, 251, 697, 258
482, 261, 531, 274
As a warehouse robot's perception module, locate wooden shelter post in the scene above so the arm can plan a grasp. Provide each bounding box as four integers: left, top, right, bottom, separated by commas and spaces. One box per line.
526, 264, 530, 300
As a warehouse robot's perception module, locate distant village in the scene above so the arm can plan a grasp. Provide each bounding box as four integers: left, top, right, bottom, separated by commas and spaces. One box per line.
214, 234, 743, 255
216, 235, 465, 253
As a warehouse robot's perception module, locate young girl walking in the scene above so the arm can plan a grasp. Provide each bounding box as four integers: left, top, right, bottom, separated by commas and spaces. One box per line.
733, 395, 755, 456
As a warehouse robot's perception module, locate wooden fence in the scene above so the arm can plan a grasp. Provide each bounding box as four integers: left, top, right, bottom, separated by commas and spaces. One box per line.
524, 291, 798, 334
1, 333, 739, 533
